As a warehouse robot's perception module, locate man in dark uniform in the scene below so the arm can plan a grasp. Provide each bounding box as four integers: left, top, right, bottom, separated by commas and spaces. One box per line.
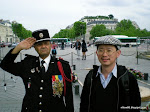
0, 29, 74, 112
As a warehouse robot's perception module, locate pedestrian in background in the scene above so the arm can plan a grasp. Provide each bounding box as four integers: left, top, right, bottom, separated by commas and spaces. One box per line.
52, 41, 58, 49
81, 40, 87, 60
52, 46, 57, 58
0, 29, 74, 112
52, 41, 58, 58
74, 39, 81, 59
80, 35, 141, 112
61, 41, 65, 50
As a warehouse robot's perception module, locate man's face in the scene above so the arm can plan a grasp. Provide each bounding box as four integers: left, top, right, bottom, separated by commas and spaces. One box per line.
34, 41, 52, 59
96, 44, 121, 66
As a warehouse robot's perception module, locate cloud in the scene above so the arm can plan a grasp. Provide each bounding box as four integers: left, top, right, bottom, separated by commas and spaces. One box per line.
80, 0, 150, 30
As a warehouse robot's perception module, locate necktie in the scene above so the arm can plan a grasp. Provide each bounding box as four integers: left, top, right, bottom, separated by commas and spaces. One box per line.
41, 60, 45, 74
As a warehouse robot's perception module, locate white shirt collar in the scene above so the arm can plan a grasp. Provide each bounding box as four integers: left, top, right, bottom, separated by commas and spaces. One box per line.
39, 55, 51, 65
39, 55, 51, 72
97, 64, 117, 78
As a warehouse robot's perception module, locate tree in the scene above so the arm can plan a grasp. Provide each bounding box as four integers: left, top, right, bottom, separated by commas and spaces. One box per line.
90, 24, 112, 39
73, 21, 86, 37
12, 23, 32, 40
52, 28, 75, 39
53, 18, 150, 40
108, 14, 114, 19
115, 19, 136, 34
68, 28, 75, 39
114, 19, 150, 38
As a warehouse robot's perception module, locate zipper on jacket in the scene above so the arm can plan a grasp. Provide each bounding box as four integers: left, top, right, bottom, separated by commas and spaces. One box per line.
117, 70, 128, 112
88, 71, 93, 112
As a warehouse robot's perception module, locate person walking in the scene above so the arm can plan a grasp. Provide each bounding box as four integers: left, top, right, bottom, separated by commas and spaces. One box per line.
74, 39, 81, 59
52, 41, 58, 49
0, 29, 74, 112
81, 40, 87, 60
80, 35, 141, 112
61, 41, 65, 50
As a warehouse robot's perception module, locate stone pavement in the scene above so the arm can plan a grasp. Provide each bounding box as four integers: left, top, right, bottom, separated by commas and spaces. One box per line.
0, 46, 150, 112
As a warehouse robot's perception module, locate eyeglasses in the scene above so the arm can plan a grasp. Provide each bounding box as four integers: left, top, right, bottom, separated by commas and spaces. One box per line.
97, 49, 117, 56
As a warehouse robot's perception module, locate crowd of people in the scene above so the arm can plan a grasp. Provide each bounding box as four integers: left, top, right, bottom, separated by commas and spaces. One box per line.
51, 38, 88, 60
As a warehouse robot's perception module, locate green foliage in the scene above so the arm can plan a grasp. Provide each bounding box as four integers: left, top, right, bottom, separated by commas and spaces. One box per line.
53, 18, 150, 40
108, 14, 114, 19
115, 19, 135, 34
73, 21, 86, 37
83, 14, 114, 20
12, 23, 32, 40
90, 24, 112, 39
84, 16, 109, 19
53, 21, 86, 39
114, 19, 150, 37
53, 28, 75, 39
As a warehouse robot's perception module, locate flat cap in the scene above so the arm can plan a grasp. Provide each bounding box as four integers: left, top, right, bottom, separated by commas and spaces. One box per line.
32, 29, 50, 43
95, 35, 122, 49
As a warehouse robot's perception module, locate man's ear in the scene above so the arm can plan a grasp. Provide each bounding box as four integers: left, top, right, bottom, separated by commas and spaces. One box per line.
96, 50, 98, 56
117, 50, 121, 58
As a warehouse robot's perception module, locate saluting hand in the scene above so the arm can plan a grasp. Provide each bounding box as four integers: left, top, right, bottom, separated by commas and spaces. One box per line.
11, 37, 36, 54
18, 37, 36, 50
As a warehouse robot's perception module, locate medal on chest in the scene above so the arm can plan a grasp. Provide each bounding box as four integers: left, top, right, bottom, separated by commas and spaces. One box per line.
52, 75, 64, 98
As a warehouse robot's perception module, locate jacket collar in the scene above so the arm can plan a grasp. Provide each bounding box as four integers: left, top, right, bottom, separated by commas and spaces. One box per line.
117, 65, 127, 78
93, 64, 127, 79
97, 64, 117, 78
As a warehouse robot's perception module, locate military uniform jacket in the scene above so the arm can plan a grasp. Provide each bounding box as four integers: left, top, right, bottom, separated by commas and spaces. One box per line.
0, 49, 74, 112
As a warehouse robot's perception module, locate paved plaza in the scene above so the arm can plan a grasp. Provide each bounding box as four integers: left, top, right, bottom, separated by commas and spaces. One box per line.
0, 45, 150, 112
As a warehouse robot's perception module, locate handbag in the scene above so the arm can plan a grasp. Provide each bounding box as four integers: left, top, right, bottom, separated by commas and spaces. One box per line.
86, 48, 88, 51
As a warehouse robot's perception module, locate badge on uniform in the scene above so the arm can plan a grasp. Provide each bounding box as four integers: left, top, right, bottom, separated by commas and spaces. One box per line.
28, 77, 31, 88
52, 75, 64, 98
31, 68, 35, 73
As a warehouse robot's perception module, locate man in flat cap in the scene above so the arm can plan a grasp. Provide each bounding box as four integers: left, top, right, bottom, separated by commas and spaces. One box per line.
80, 35, 141, 112
0, 29, 74, 112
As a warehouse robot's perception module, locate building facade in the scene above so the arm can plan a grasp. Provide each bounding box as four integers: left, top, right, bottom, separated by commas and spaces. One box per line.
0, 19, 20, 43
67, 16, 140, 42
80, 17, 118, 42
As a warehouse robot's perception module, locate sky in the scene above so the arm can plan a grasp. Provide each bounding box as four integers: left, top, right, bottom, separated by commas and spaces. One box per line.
1, 0, 150, 37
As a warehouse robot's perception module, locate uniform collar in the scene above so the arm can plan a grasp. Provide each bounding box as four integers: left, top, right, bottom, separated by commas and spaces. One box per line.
39, 54, 51, 66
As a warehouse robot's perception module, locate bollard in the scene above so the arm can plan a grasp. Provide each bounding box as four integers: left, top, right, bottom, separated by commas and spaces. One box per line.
75, 84, 79, 95
0, 48, 1, 61
144, 73, 148, 80
73, 65, 76, 70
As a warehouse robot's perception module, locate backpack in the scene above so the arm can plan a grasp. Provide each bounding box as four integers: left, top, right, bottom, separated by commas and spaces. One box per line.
52, 49, 56, 54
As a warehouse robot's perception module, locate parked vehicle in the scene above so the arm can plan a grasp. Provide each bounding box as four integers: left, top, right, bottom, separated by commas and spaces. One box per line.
95, 35, 140, 47
4, 43, 12, 47
0, 43, 5, 47
11, 43, 19, 47
50, 38, 71, 47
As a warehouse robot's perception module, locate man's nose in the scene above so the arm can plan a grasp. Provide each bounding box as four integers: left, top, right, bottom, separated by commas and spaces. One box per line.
102, 51, 108, 56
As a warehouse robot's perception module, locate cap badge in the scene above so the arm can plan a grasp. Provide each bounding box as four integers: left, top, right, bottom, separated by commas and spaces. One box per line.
39, 33, 44, 38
